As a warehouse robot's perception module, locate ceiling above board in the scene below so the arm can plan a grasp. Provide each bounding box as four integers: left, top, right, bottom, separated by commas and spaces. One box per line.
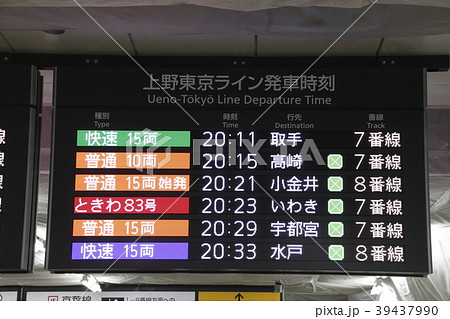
0, 1, 450, 37
2, 0, 450, 10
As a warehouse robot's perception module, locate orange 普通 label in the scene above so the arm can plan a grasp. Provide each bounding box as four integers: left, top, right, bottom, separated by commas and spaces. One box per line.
73, 219, 189, 237
75, 174, 190, 191
76, 152, 190, 169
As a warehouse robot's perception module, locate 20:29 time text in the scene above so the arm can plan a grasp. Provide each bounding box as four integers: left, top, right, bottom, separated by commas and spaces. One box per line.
201, 220, 257, 237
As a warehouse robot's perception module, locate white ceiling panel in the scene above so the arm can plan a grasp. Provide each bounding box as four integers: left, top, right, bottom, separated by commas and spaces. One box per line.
257, 37, 380, 56
2, 0, 450, 10
1, 30, 133, 55
1, 4, 449, 38
39, 69, 53, 107
428, 71, 450, 86
380, 34, 450, 56
2, 1, 450, 10
428, 71, 450, 106
132, 34, 255, 56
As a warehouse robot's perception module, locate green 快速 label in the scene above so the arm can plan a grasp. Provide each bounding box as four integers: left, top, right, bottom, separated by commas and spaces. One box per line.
77, 130, 191, 147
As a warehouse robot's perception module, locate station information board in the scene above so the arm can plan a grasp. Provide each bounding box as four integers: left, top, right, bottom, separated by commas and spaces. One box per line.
0, 287, 20, 301
0, 65, 39, 272
47, 66, 430, 275
23, 284, 280, 301
25, 290, 196, 301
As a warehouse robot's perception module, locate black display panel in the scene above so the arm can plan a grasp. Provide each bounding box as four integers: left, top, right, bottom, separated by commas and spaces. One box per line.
54, 67, 425, 109
0, 65, 38, 106
0, 105, 39, 272
47, 109, 430, 274
47, 66, 430, 275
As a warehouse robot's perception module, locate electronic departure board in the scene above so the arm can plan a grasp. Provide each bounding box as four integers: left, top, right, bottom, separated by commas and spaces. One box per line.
47, 66, 431, 275
0, 65, 39, 272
